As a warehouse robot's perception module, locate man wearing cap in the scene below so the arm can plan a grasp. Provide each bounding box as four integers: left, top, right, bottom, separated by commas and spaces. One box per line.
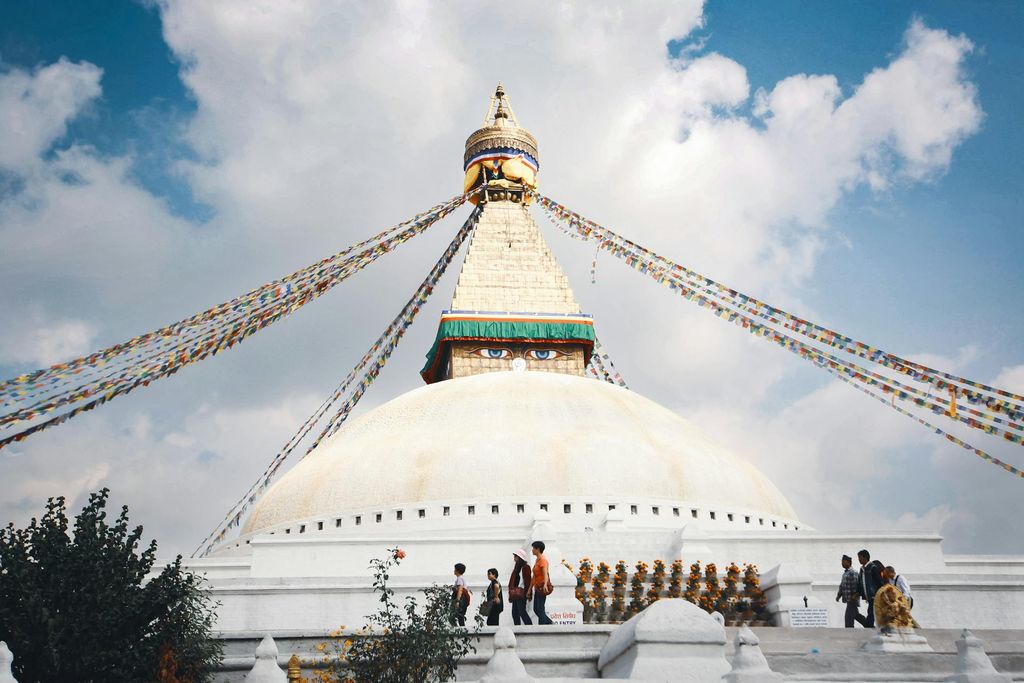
836, 554, 866, 627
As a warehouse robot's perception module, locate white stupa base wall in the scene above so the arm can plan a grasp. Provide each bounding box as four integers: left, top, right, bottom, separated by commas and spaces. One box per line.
181, 510, 1024, 634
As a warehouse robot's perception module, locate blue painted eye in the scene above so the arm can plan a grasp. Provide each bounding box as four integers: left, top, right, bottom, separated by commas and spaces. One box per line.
474, 348, 511, 359
526, 349, 564, 360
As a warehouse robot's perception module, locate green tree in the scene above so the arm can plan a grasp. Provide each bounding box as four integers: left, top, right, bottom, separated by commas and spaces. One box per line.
325, 547, 481, 682
0, 489, 222, 682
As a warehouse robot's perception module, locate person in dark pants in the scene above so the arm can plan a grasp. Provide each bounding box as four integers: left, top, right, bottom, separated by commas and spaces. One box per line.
527, 541, 553, 625
485, 567, 504, 626
857, 549, 884, 628
835, 554, 866, 627
509, 549, 532, 625
451, 562, 469, 627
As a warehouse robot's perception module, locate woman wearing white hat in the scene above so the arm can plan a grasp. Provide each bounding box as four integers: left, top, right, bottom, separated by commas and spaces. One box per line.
508, 548, 533, 625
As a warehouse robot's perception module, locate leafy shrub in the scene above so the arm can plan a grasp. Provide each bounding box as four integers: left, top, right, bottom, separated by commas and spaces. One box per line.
0, 489, 221, 682
320, 547, 481, 683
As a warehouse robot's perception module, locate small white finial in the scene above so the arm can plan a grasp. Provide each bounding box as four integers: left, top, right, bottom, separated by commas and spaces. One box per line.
481, 628, 533, 682
945, 629, 1012, 682
724, 627, 782, 682
246, 636, 287, 682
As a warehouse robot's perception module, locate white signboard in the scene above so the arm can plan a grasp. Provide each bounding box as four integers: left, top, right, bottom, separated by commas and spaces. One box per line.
549, 609, 581, 626
788, 607, 829, 628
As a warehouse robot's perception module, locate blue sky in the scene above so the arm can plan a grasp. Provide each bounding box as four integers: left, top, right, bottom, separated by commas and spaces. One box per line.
0, 0, 205, 219
1, 1, 1021, 555
698, 0, 1024, 376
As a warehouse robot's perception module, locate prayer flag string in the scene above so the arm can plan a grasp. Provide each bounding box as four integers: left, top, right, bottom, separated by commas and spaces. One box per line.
819, 361, 1024, 479
1, 192, 469, 402
539, 198, 1024, 446
0, 192, 477, 450
588, 336, 628, 389
535, 192, 1024, 479
533, 192, 1024, 418
192, 206, 482, 557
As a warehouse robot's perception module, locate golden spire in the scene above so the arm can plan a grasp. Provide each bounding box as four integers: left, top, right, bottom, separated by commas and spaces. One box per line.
482, 82, 518, 126
463, 84, 540, 202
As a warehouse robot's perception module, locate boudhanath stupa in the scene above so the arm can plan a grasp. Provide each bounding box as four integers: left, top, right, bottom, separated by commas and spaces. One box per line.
186, 86, 1024, 681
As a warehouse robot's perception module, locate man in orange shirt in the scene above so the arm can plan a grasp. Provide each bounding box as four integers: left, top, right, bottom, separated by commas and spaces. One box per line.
526, 540, 553, 625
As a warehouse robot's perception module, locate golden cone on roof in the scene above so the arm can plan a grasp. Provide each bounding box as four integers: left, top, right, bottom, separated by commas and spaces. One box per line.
463, 83, 540, 200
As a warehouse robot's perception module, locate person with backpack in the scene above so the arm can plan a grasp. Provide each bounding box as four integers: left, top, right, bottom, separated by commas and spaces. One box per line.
526, 541, 554, 625
483, 567, 504, 626
509, 548, 533, 625
884, 566, 914, 608
857, 549, 884, 628
452, 562, 470, 626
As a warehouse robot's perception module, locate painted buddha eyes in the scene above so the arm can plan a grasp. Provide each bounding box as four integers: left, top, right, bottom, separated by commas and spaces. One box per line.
475, 348, 511, 359
526, 349, 565, 360
472, 347, 566, 361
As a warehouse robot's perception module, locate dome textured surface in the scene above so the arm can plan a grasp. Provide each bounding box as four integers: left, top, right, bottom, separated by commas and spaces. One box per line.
243, 372, 797, 533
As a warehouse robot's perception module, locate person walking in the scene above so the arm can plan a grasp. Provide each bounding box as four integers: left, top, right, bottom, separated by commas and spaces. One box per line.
485, 567, 504, 626
527, 540, 553, 625
883, 565, 914, 608
835, 554, 866, 627
452, 562, 469, 627
857, 549, 884, 628
883, 565, 920, 628
509, 549, 533, 625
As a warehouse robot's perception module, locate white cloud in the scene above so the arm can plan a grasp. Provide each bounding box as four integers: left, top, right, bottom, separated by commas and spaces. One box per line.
0, 311, 97, 367
10, 462, 111, 512
0, 66, 200, 367
0, 392, 322, 553
2, 4, 1013, 556
843, 19, 983, 184
0, 59, 103, 173
992, 364, 1024, 395
687, 348, 1024, 553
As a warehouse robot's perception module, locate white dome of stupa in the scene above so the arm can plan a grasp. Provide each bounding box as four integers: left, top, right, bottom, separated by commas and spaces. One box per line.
242, 371, 798, 535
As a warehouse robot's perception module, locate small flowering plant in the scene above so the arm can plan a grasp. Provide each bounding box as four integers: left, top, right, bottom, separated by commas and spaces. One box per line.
575, 557, 594, 603
629, 561, 649, 614
591, 561, 611, 614
613, 560, 629, 589
684, 561, 702, 604
743, 563, 760, 596
316, 547, 481, 682
647, 559, 666, 603
668, 559, 684, 599
578, 557, 594, 583
723, 562, 741, 611
743, 563, 768, 615
702, 563, 723, 614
